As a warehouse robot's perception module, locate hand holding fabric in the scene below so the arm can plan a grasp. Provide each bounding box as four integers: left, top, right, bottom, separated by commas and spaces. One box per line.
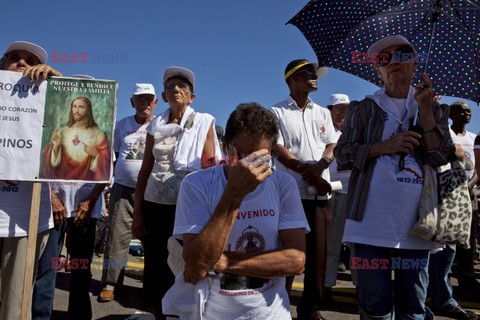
299, 162, 332, 195
224, 146, 272, 199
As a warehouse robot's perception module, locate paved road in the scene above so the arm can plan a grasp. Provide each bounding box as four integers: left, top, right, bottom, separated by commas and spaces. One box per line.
51, 254, 480, 319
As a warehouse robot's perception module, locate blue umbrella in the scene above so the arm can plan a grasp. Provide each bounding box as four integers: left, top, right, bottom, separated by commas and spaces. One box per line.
288, 0, 480, 103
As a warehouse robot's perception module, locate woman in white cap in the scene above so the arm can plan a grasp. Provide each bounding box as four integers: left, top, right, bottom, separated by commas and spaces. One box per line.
0, 40, 62, 319
335, 35, 454, 319
132, 66, 221, 320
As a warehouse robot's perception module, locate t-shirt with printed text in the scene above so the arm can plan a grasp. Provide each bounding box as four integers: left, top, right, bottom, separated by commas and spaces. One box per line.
174, 166, 309, 319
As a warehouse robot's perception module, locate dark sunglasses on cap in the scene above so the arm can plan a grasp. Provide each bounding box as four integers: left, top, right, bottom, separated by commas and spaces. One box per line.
165, 81, 190, 90
377, 46, 417, 67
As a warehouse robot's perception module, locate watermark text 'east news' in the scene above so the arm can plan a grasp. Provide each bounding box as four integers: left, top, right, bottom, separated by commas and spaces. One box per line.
51, 51, 128, 63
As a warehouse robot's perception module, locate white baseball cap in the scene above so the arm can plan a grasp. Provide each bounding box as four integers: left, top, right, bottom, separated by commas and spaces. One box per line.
328, 93, 350, 106
133, 83, 155, 95
4, 41, 48, 64
163, 66, 195, 88
367, 35, 415, 58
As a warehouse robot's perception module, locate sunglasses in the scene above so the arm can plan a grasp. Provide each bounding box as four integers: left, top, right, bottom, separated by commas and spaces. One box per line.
377, 46, 417, 67
165, 81, 190, 90
450, 108, 471, 114
294, 68, 317, 77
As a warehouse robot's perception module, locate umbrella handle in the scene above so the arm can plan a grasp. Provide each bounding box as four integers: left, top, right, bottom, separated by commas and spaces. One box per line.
423, 0, 442, 74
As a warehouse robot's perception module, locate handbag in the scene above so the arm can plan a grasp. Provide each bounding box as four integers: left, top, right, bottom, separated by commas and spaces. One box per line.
411, 160, 472, 248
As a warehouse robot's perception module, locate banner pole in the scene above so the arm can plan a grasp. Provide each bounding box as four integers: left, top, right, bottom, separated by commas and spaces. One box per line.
20, 182, 41, 320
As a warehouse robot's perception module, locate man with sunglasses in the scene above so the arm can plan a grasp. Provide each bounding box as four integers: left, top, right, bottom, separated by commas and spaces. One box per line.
270, 59, 336, 320
99, 83, 158, 303
427, 100, 479, 320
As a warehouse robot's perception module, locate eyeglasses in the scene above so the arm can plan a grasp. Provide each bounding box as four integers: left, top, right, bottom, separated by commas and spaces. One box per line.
377, 46, 417, 67
165, 81, 190, 91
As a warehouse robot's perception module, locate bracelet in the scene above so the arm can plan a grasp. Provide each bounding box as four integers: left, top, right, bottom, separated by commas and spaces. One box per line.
422, 125, 437, 133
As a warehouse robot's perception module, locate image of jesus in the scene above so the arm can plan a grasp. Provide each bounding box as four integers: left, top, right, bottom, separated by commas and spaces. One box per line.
42, 96, 111, 181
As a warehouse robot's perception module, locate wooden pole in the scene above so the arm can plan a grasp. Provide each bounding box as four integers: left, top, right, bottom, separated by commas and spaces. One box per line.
20, 182, 41, 320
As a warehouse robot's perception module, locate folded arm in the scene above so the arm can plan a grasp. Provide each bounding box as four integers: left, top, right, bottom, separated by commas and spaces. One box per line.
213, 228, 306, 278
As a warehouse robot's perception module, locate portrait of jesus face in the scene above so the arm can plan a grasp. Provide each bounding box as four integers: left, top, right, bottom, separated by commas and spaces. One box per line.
67, 97, 97, 128
72, 98, 89, 123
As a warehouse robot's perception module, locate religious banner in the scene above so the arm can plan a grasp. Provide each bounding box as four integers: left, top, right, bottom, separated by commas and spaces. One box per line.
0, 70, 47, 181
0, 71, 117, 183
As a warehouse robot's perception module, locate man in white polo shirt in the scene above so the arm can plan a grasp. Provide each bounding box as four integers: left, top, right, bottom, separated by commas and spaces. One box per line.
270, 59, 336, 320
99, 83, 158, 302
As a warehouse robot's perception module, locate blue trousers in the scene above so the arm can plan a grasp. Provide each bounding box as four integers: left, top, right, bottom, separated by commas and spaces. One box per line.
354, 243, 433, 320
31, 218, 97, 320
32, 222, 67, 320
428, 244, 458, 309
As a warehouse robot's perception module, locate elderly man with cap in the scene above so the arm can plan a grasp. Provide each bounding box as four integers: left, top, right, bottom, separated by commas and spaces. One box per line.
132, 66, 220, 320
0, 41, 61, 319
324, 93, 354, 290
98, 83, 158, 303
335, 35, 455, 319
270, 59, 336, 320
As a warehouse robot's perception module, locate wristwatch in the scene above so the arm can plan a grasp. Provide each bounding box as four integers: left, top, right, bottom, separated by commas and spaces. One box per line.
321, 156, 333, 166
207, 267, 218, 276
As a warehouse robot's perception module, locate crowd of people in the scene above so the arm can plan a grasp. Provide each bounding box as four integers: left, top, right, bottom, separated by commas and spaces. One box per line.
0, 34, 479, 320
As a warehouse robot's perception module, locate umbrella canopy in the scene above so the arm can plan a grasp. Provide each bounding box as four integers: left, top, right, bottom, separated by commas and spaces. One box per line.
288, 0, 480, 103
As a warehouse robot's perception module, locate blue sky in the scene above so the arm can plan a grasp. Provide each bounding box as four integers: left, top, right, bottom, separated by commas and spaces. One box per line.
2, 0, 479, 133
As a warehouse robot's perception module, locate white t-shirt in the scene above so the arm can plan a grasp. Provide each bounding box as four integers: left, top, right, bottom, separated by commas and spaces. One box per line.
51, 182, 105, 219
174, 166, 309, 320
450, 128, 476, 180
343, 97, 440, 250
271, 96, 337, 200
113, 116, 149, 188
329, 129, 350, 194
0, 181, 53, 237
